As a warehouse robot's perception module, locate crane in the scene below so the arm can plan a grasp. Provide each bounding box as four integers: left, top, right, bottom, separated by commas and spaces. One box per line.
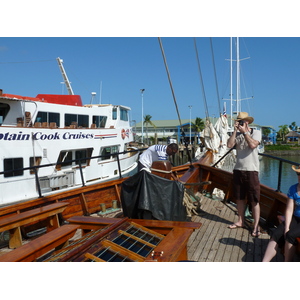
56, 57, 74, 95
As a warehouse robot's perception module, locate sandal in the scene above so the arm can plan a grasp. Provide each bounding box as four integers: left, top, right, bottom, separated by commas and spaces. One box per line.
251, 230, 261, 237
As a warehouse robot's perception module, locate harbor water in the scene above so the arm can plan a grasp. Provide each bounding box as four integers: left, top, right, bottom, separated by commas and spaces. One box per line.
259, 154, 300, 194
179, 149, 300, 195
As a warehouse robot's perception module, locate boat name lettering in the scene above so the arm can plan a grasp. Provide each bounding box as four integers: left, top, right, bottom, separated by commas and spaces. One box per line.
62, 132, 94, 140
34, 132, 94, 140
0, 131, 94, 141
0, 131, 30, 141
33, 132, 60, 140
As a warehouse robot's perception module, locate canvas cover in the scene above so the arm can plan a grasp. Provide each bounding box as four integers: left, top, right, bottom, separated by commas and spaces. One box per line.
121, 170, 188, 221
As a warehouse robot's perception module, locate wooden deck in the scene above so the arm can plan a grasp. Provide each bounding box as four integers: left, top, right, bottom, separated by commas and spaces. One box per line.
0, 194, 297, 262
188, 195, 285, 262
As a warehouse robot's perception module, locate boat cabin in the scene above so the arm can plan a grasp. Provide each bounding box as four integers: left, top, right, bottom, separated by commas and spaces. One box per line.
0, 91, 137, 206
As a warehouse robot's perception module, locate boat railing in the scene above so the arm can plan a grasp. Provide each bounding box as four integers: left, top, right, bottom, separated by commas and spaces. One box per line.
0, 148, 146, 198
259, 153, 300, 192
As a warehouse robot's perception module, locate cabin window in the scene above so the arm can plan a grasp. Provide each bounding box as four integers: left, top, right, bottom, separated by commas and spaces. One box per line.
75, 149, 93, 166
65, 114, 89, 127
56, 148, 93, 170
3, 158, 23, 177
92, 115, 107, 128
0, 103, 10, 125
57, 151, 73, 168
29, 156, 42, 175
99, 145, 119, 161
120, 108, 128, 121
112, 108, 117, 120
36, 112, 60, 127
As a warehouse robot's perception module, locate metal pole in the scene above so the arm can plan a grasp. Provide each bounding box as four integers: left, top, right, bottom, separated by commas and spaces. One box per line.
140, 89, 145, 144
34, 168, 43, 198
276, 160, 283, 192
188, 105, 192, 144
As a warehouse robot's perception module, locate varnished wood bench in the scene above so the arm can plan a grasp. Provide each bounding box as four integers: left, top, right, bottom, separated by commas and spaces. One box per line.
67, 216, 202, 235
0, 202, 69, 249
0, 224, 79, 262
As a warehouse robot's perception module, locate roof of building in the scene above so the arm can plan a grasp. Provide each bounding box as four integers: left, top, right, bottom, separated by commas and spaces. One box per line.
135, 119, 192, 128
285, 131, 300, 137
135, 117, 272, 129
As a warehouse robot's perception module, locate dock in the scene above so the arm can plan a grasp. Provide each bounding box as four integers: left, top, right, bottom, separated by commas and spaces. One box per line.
188, 194, 285, 262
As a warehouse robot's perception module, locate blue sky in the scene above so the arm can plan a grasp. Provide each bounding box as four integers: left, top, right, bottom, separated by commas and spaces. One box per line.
1, 2, 300, 132
1, 36, 299, 131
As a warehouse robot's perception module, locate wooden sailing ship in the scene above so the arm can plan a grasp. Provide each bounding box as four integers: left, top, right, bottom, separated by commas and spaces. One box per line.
0, 149, 291, 261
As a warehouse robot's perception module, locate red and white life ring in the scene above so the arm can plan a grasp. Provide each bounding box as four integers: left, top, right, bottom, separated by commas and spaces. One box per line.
121, 129, 126, 139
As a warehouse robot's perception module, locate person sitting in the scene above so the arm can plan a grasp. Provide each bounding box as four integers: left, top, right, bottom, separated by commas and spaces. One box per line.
262, 165, 300, 262
138, 143, 178, 172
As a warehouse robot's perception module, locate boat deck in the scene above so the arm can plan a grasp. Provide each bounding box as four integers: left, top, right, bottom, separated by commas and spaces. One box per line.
0, 194, 297, 262
188, 195, 285, 262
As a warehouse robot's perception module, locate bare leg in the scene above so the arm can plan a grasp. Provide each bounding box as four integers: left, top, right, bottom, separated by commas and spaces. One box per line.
284, 242, 296, 262
251, 201, 260, 233
236, 199, 247, 226
262, 238, 278, 262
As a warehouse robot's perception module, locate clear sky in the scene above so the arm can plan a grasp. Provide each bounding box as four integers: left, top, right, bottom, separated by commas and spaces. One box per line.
1, 2, 300, 134
1, 36, 299, 131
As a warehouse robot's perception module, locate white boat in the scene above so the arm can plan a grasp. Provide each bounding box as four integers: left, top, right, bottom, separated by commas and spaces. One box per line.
0, 58, 138, 206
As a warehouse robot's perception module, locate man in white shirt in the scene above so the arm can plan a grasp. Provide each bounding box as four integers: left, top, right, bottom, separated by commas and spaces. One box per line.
138, 143, 178, 172
227, 112, 262, 237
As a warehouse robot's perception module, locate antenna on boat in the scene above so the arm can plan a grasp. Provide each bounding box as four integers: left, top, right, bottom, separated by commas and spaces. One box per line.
56, 57, 74, 95
99, 81, 102, 104
90, 92, 96, 104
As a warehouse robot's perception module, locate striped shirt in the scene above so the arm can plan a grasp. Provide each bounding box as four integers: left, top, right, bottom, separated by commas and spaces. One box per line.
139, 145, 168, 170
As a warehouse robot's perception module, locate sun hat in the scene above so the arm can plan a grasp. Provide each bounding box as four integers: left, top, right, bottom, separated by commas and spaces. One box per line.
292, 165, 300, 173
235, 112, 254, 124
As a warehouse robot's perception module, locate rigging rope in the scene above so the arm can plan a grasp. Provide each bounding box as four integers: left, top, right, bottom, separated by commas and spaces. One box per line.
158, 38, 182, 128
0, 59, 54, 64
210, 38, 221, 115
158, 37, 193, 165
193, 38, 209, 120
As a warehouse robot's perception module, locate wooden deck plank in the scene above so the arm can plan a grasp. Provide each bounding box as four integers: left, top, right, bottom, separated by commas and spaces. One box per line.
186, 195, 212, 259
188, 195, 283, 262
213, 201, 236, 262
188, 197, 218, 261
197, 201, 229, 261
205, 202, 229, 262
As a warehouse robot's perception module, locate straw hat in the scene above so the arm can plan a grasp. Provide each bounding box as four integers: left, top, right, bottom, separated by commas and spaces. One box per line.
292, 165, 300, 173
235, 112, 254, 124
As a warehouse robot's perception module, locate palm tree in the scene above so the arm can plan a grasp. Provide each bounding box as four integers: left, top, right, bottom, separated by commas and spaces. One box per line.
262, 128, 271, 142
278, 124, 289, 142
289, 121, 297, 131
192, 117, 205, 144
143, 115, 156, 145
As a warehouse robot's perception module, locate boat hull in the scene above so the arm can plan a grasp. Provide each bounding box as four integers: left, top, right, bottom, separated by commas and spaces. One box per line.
0, 149, 287, 237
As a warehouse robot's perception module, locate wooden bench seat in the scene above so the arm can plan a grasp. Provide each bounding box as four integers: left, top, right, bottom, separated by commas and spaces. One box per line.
0, 224, 79, 262
67, 215, 201, 235
0, 202, 69, 249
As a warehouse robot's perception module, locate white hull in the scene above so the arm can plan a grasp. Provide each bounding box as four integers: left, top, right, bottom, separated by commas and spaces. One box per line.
0, 93, 138, 206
